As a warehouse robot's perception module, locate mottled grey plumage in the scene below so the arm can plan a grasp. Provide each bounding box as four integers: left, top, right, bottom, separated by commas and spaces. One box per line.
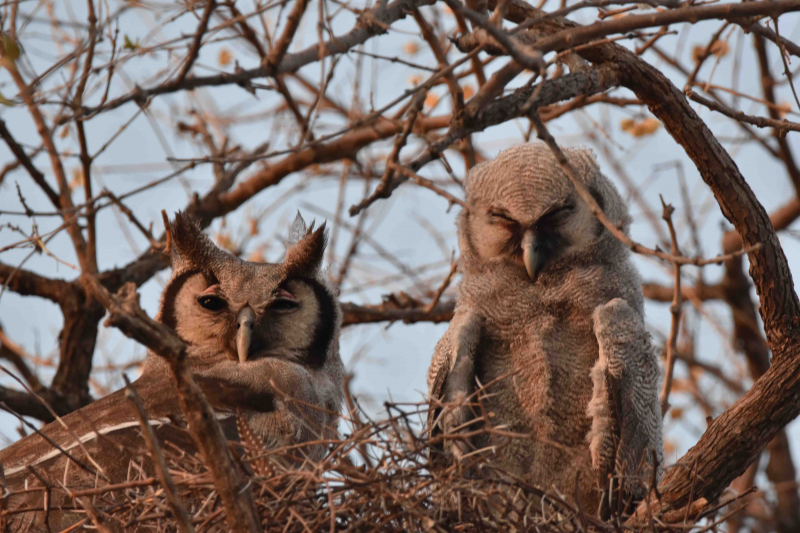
0, 212, 344, 530
428, 143, 663, 512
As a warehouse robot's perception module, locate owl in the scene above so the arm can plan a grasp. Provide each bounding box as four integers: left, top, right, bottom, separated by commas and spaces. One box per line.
0, 212, 344, 530
428, 143, 663, 514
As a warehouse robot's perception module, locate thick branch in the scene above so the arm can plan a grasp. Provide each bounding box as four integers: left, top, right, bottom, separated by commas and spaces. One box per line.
642, 282, 725, 303
0, 385, 73, 422
529, 1, 800, 57
0, 261, 71, 304
341, 300, 455, 326
359, 63, 622, 214
265, 0, 308, 68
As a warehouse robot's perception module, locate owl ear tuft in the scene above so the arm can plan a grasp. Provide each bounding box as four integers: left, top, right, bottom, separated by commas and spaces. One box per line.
284, 219, 327, 276
169, 211, 219, 271
287, 211, 307, 247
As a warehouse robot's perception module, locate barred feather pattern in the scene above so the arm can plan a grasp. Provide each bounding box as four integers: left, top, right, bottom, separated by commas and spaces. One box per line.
237, 409, 275, 479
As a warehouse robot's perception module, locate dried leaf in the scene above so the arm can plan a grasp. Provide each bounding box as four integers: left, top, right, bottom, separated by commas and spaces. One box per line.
1, 34, 20, 60
408, 75, 423, 86
462, 85, 475, 100
692, 40, 729, 63
218, 48, 233, 67
69, 168, 84, 190
248, 250, 266, 263
403, 42, 419, 56
664, 440, 676, 456
620, 117, 660, 137
424, 93, 439, 109
215, 233, 236, 252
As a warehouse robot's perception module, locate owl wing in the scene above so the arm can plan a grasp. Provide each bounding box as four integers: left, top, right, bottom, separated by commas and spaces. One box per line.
427, 311, 482, 459
588, 298, 663, 508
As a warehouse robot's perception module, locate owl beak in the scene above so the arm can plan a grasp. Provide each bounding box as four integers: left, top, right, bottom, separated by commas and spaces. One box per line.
236, 307, 256, 363
522, 231, 542, 282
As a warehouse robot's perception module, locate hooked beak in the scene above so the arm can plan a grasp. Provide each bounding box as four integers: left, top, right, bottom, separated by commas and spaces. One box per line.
522, 230, 543, 282
236, 307, 256, 363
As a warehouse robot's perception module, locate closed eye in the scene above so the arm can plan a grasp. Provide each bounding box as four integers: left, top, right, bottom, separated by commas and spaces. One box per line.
540, 204, 574, 225
269, 298, 300, 312
488, 210, 516, 224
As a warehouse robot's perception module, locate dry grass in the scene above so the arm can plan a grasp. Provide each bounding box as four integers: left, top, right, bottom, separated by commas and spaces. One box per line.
0, 400, 751, 532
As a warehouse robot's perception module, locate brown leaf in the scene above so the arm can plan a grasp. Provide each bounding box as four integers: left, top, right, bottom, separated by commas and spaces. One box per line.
692, 40, 729, 63
403, 42, 419, 56
218, 48, 233, 67
620, 117, 660, 137
424, 93, 439, 109
215, 233, 236, 252
69, 168, 84, 190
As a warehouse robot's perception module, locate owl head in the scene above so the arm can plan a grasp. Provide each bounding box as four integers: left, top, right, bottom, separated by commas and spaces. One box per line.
151, 212, 341, 375
459, 143, 631, 281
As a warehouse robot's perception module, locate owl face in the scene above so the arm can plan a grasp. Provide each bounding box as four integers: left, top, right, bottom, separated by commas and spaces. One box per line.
460, 143, 630, 281
158, 213, 336, 369
465, 192, 601, 281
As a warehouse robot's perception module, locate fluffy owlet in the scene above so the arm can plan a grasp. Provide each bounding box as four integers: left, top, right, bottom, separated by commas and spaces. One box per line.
428, 143, 663, 513
0, 212, 344, 530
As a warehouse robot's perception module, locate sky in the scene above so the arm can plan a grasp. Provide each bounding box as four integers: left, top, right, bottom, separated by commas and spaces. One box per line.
0, 0, 799, 498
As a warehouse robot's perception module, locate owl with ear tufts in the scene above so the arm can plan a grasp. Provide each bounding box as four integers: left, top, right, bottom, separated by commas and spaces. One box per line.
428, 143, 663, 514
0, 212, 344, 530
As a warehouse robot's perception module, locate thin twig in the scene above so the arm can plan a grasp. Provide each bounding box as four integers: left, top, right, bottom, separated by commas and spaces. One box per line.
659, 196, 682, 416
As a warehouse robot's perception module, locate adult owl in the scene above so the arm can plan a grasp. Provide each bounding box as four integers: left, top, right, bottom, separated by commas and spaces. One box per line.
428, 143, 663, 513
0, 212, 343, 530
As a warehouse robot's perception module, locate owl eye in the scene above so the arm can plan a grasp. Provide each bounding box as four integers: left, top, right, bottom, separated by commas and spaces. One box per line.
270, 298, 300, 312
197, 294, 227, 312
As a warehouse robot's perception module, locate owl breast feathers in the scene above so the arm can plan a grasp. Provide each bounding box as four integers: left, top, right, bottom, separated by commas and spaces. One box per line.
0, 212, 344, 531
428, 143, 663, 515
